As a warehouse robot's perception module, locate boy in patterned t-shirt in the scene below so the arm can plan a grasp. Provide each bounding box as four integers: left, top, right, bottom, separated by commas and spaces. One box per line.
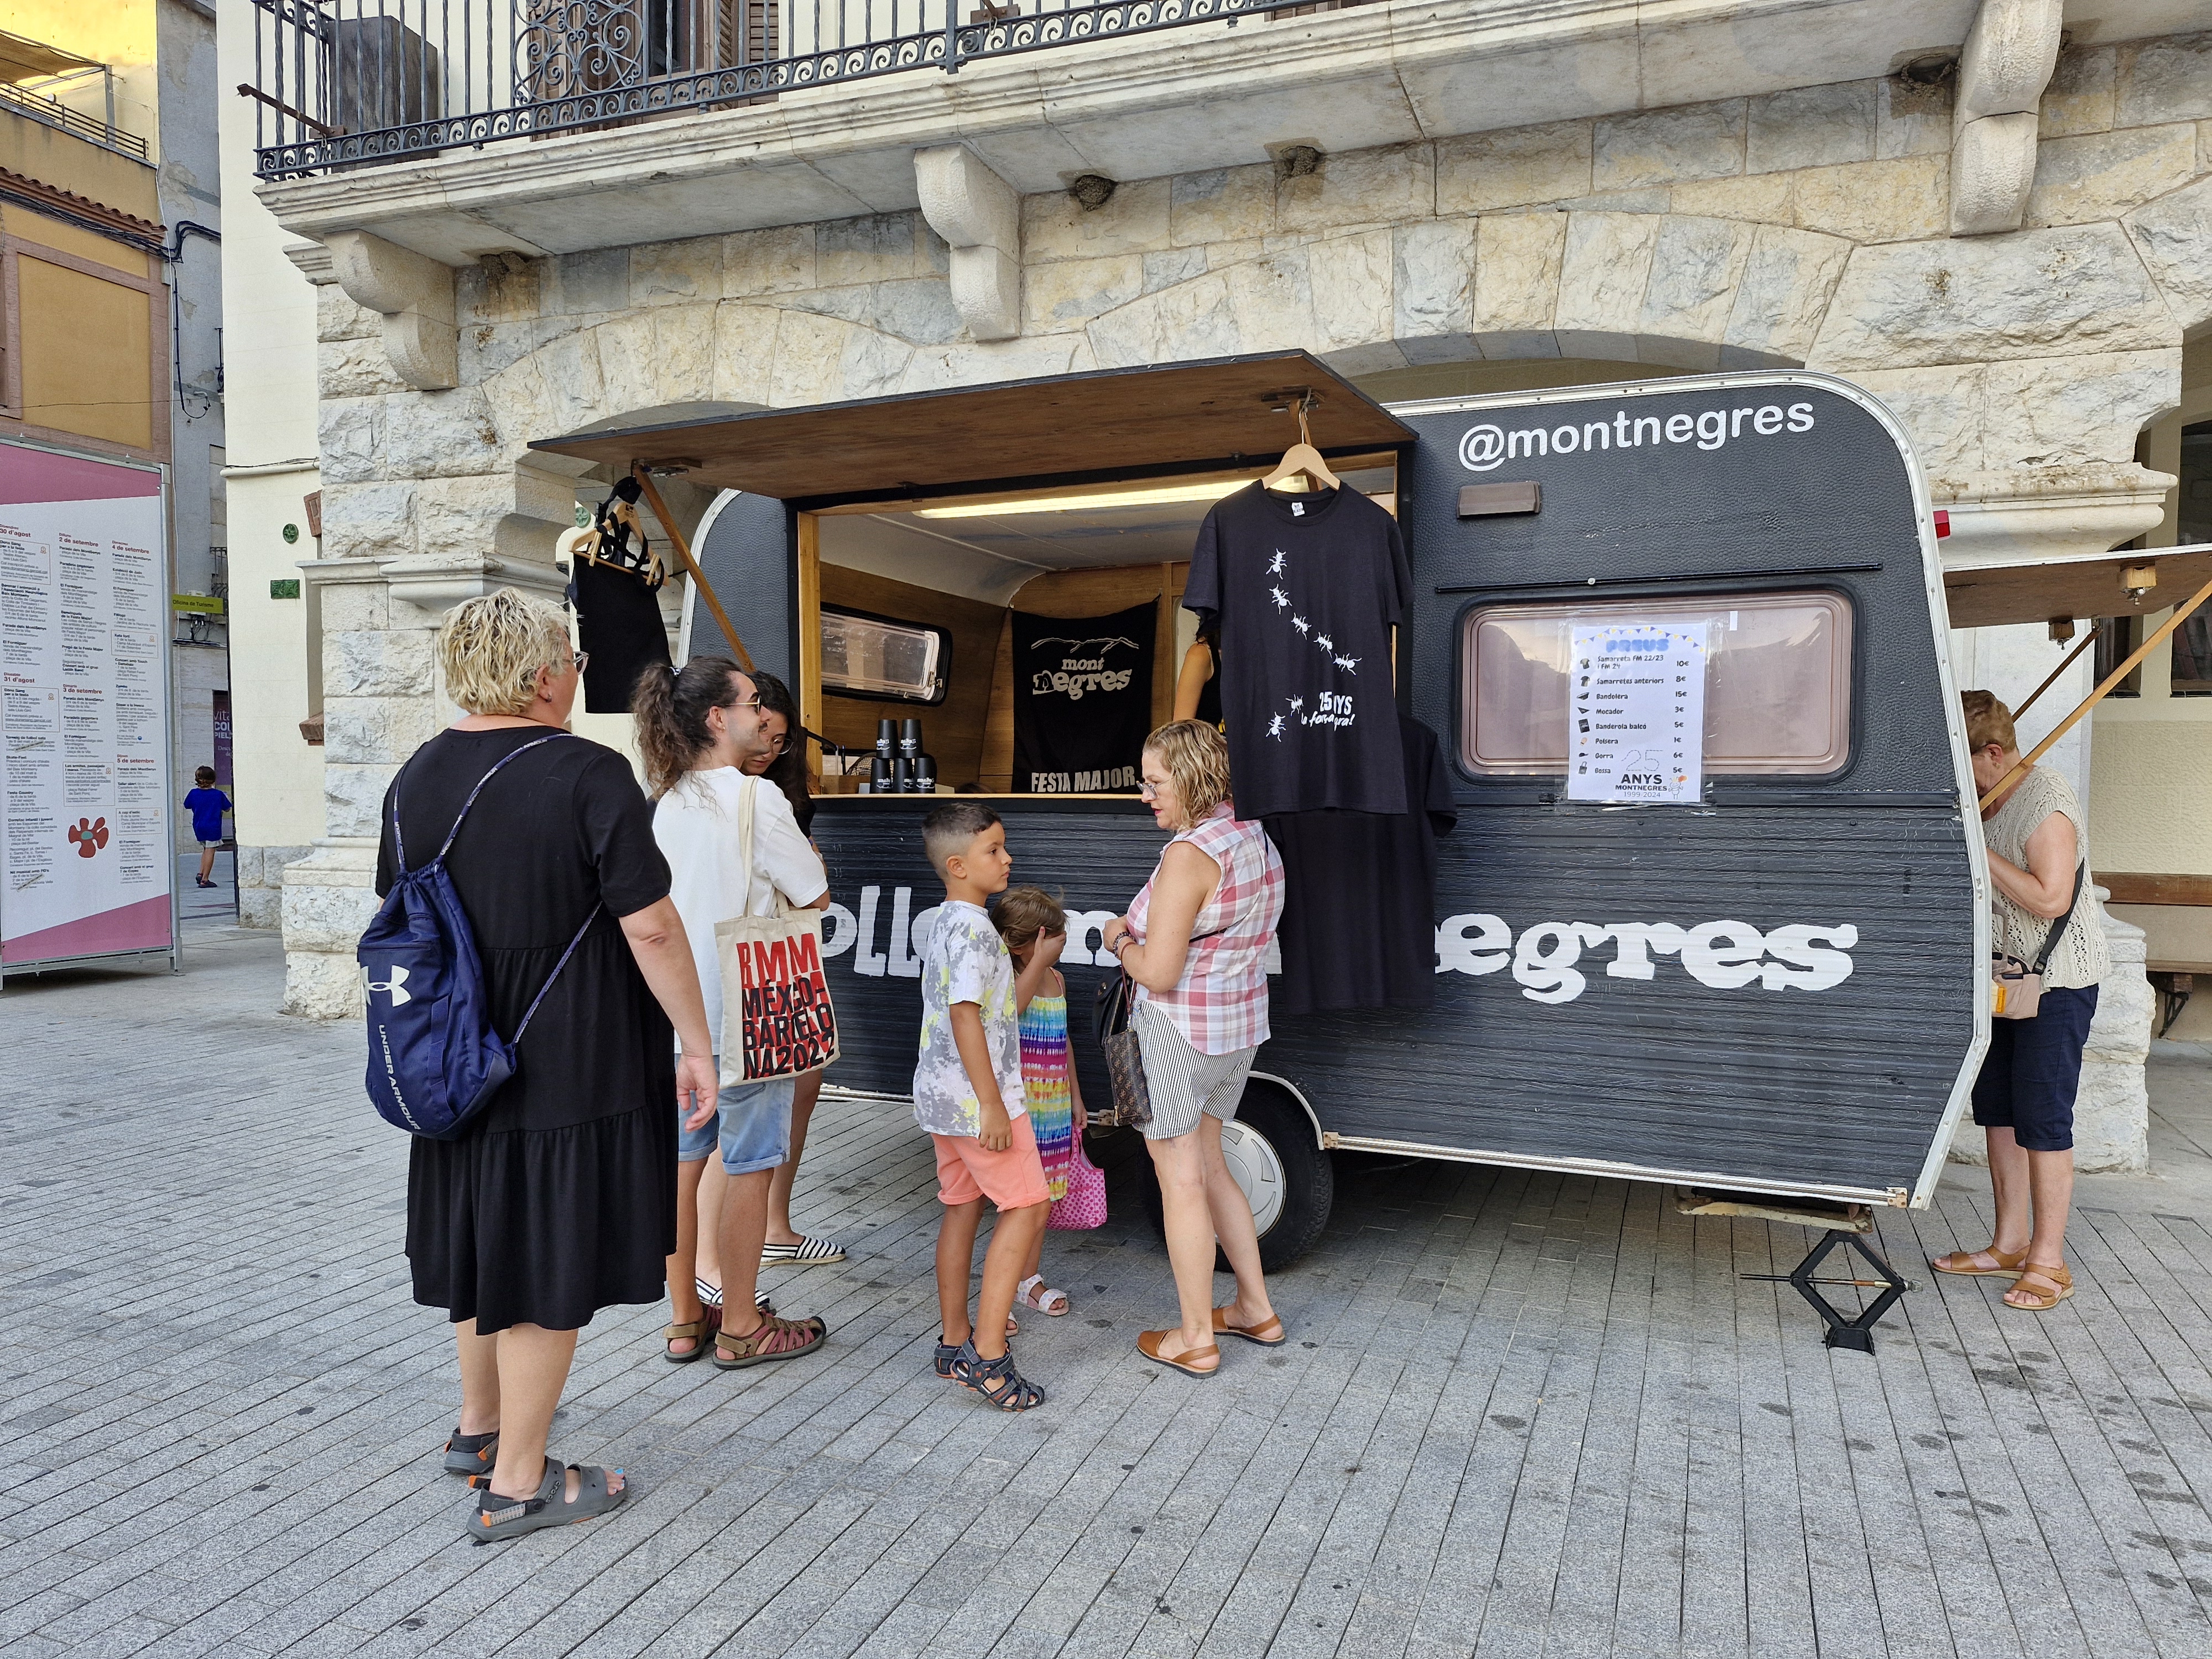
914, 802, 1050, 1412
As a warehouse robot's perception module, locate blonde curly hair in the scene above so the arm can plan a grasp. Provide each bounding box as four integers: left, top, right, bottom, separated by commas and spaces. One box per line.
1144, 719, 1232, 825
1961, 689, 2017, 754
437, 589, 572, 718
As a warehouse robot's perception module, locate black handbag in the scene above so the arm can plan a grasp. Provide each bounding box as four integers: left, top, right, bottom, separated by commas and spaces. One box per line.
1093, 967, 1153, 1130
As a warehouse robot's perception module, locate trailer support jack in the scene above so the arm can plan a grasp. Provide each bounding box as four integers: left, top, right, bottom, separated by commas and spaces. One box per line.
1746, 1231, 1911, 1354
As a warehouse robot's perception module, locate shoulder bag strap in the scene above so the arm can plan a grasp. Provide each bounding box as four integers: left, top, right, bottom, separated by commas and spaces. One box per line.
511, 900, 603, 1046
427, 733, 571, 867
2031, 864, 2087, 975
734, 773, 760, 917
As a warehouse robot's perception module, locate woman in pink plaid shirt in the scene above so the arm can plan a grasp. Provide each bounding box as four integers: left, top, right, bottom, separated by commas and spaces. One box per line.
1102, 721, 1288, 1378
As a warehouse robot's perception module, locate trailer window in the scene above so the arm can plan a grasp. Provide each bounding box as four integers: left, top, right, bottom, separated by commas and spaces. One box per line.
1460, 592, 1852, 776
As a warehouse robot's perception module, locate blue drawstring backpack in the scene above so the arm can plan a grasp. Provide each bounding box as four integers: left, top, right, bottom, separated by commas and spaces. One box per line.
358, 734, 599, 1138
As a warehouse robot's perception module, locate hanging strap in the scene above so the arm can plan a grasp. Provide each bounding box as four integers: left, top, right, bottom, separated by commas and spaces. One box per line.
389, 732, 573, 875
512, 900, 603, 1046
2031, 864, 2087, 975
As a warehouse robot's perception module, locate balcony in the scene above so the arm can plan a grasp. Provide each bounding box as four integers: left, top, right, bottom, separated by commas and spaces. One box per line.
244, 1, 2006, 265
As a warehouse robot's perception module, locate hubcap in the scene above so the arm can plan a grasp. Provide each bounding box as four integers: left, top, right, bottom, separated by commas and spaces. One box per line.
1218, 1118, 1286, 1237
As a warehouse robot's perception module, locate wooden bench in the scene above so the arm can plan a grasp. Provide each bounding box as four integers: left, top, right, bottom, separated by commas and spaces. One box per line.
2098, 873, 2212, 1037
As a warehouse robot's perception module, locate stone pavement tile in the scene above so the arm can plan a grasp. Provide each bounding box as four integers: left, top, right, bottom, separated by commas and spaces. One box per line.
13, 931, 2212, 1658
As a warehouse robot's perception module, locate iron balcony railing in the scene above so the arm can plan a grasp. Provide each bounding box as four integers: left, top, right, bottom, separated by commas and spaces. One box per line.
0, 64, 149, 161
244, 0, 1361, 180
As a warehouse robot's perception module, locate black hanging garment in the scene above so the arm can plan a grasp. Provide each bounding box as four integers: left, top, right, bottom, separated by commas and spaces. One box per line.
1184, 482, 1412, 818
567, 479, 671, 714
1192, 636, 1224, 730
1264, 713, 1457, 1015
1011, 601, 1157, 793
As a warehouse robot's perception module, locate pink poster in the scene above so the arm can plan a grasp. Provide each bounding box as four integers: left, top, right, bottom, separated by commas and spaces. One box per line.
0, 440, 171, 967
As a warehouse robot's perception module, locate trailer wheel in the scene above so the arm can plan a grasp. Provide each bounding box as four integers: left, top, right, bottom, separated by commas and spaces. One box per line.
1138, 1082, 1334, 1272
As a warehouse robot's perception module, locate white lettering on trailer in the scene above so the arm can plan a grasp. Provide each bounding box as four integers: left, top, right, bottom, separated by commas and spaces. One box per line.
1459, 401, 1817, 473
1434, 914, 1857, 1004
830, 888, 1858, 1006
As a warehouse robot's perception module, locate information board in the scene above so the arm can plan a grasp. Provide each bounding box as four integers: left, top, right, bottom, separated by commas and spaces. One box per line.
1567, 619, 1709, 805
0, 440, 172, 970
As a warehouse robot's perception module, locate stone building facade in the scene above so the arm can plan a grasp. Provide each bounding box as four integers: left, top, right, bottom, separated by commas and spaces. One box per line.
247, 5, 2212, 1166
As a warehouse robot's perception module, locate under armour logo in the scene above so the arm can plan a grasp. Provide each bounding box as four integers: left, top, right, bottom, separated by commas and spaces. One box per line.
368, 964, 411, 1005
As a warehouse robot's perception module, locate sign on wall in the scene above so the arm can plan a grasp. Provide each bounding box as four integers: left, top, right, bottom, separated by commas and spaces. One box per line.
0, 440, 172, 972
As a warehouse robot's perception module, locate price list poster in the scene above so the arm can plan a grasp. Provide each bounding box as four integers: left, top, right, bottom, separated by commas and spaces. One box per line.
0, 440, 171, 971
1567, 620, 1710, 806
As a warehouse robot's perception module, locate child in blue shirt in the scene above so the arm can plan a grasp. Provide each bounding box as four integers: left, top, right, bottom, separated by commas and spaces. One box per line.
184, 766, 231, 888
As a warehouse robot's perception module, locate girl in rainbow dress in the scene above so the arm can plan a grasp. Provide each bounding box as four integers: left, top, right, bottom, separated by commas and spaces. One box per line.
994, 887, 1088, 1318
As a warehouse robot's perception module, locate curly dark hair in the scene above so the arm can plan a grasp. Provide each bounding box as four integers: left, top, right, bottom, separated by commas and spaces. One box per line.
748, 670, 814, 834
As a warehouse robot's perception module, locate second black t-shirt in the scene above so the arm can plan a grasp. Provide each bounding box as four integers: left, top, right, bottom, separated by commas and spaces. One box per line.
1185, 482, 1412, 818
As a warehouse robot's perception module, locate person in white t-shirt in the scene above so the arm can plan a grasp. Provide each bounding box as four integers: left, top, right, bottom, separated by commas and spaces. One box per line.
636, 657, 832, 1370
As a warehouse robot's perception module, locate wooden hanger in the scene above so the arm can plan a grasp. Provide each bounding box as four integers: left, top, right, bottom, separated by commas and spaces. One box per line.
1262, 394, 1340, 494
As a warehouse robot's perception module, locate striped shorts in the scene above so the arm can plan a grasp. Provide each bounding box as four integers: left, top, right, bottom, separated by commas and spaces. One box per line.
1133, 1000, 1257, 1141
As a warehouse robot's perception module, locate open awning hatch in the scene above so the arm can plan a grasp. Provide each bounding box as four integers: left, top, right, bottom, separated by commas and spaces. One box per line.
1942, 545, 2212, 629
529, 351, 1415, 505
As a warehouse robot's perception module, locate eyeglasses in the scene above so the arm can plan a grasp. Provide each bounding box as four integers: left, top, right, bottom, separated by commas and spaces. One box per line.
761, 731, 790, 755
524, 651, 588, 685
731, 693, 763, 712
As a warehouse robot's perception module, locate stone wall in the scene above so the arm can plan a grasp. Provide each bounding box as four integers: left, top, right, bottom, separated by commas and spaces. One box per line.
236, 843, 311, 930
307, 40, 2212, 585
285, 34, 2212, 1026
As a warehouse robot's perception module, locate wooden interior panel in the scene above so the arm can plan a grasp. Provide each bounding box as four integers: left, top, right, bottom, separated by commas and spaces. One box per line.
815, 564, 1005, 787
1942, 549, 2212, 629
2098, 872, 2212, 907
979, 563, 1188, 791
530, 352, 1414, 502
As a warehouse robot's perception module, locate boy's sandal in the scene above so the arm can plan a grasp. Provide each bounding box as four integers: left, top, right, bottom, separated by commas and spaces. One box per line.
442, 1428, 499, 1476
1931, 1245, 2026, 1279
1137, 1329, 1222, 1378
663, 1305, 723, 1363
934, 1339, 962, 1380
469, 1459, 627, 1545
712, 1312, 827, 1369
760, 1235, 846, 1266
1211, 1307, 1286, 1346
2004, 1262, 2074, 1311
1016, 1275, 1069, 1316
952, 1339, 1045, 1412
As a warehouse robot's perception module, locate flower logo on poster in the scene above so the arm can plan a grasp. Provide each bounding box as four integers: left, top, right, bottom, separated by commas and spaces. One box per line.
67, 817, 109, 857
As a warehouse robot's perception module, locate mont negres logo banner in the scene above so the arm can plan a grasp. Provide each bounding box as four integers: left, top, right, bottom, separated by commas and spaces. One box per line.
1460, 398, 1817, 472
734, 930, 838, 1078
1011, 599, 1156, 794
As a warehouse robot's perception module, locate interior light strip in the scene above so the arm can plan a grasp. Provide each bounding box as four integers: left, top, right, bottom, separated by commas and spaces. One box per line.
912, 478, 1250, 519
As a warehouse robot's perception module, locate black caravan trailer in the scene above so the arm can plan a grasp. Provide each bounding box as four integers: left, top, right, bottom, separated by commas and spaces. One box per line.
536, 355, 2027, 1340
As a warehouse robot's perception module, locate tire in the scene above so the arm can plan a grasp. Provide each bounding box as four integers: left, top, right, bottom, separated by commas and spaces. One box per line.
1139, 1081, 1334, 1272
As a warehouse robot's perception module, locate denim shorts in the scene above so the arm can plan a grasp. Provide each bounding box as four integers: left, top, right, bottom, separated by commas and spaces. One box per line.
676, 1067, 796, 1175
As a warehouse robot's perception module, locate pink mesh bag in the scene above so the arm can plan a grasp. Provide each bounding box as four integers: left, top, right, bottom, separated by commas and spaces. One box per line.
1047, 1135, 1107, 1230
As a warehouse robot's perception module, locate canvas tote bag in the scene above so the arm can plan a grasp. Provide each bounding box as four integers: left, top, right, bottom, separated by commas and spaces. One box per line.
713, 778, 840, 1084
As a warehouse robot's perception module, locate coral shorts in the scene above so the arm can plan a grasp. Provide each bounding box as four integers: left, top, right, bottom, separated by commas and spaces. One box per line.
932, 1114, 1050, 1211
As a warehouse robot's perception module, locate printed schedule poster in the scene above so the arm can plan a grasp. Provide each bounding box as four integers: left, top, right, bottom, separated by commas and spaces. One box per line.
1567, 620, 1709, 805
0, 441, 170, 967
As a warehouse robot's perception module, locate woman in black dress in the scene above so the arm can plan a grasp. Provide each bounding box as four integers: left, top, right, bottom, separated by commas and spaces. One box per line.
377, 589, 718, 1543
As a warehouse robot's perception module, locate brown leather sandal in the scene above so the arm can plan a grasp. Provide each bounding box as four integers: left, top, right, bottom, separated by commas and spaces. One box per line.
1931, 1245, 2027, 1279
663, 1305, 723, 1364
1137, 1329, 1220, 1377
2004, 1261, 2074, 1311
1211, 1307, 1286, 1346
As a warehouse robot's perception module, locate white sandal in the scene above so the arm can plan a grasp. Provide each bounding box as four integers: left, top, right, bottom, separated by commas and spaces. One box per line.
1016, 1274, 1069, 1316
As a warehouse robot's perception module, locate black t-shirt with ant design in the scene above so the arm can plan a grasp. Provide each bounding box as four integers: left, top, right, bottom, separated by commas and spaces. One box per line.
1184, 482, 1412, 818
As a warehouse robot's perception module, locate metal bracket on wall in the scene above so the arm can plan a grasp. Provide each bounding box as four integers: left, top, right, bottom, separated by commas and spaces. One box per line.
1743, 1230, 1913, 1354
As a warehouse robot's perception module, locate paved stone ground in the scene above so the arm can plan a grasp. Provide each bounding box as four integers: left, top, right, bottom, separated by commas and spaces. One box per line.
4, 925, 2211, 1658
